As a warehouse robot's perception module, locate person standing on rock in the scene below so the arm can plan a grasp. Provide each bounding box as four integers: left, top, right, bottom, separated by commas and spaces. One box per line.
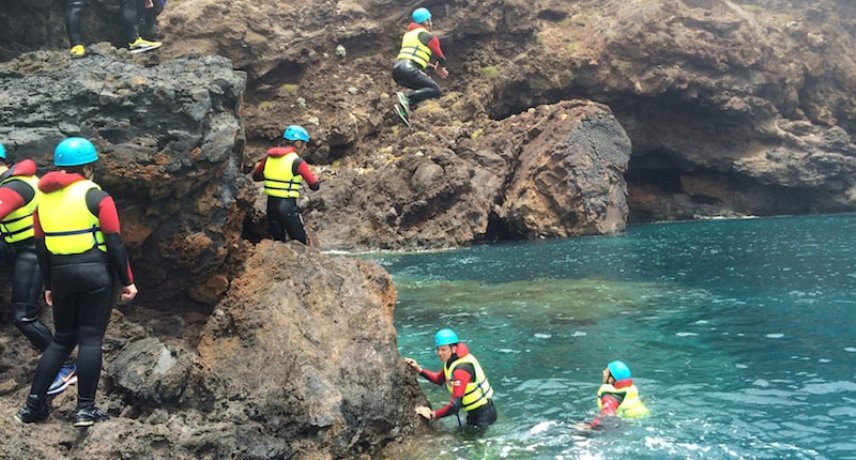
65, 0, 162, 58
15, 137, 138, 427
252, 125, 321, 246
392, 7, 449, 127
0, 144, 80, 397
403, 328, 498, 432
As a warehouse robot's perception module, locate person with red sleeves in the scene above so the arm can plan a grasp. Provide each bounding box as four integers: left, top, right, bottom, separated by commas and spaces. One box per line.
392, 7, 449, 126
251, 125, 320, 245
15, 137, 138, 427
577, 360, 649, 431
0, 144, 79, 396
403, 328, 497, 432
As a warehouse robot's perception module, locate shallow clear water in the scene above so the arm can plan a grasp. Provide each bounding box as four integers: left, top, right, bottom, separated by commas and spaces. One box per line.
373, 214, 856, 460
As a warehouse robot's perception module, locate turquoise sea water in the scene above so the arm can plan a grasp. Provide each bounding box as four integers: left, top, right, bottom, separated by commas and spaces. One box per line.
374, 214, 856, 460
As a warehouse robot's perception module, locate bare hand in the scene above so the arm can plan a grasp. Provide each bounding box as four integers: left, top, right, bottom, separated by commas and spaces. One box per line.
403, 357, 422, 373
415, 406, 433, 420
436, 66, 449, 80
44, 290, 53, 307
121, 283, 138, 302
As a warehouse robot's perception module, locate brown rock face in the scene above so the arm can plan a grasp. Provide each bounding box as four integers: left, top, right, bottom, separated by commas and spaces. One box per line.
300, 100, 631, 250
0, 242, 424, 459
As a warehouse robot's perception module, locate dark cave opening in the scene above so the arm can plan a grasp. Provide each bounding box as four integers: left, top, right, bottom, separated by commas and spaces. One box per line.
625, 163, 684, 194
483, 211, 515, 242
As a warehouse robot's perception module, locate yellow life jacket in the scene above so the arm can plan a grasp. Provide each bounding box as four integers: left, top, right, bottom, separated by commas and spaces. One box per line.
396, 27, 432, 69
597, 383, 649, 418
0, 175, 40, 244
444, 353, 494, 412
39, 179, 106, 255
263, 152, 302, 198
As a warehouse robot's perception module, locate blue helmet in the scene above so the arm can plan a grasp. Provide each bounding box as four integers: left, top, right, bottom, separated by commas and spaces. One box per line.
434, 328, 459, 347
607, 360, 632, 381
54, 137, 98, 167
412, 7, 431, 24
0, 144, 5, 160
283, 125, 310, 143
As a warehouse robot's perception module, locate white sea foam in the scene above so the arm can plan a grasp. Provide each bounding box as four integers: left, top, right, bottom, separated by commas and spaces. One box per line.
766, 333, 785, 339
529, 420, 556, 434
534, 333, 552, 339
496, 348, 521, 354
572, 331, 587, 337
676, 332, 698, 337
844, 347, 856, 352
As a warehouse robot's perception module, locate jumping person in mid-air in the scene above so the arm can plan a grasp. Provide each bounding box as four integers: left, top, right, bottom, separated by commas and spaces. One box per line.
392, 7, 449, 127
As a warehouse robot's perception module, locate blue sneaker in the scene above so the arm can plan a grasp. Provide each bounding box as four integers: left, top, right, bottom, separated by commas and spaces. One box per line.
47, 364, 78, 396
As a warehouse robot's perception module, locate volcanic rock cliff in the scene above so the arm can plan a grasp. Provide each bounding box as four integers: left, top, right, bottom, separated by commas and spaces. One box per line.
1, 0, 855, 458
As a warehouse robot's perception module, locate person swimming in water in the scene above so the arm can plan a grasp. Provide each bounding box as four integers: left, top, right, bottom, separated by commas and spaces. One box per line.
577, 360, 648, 430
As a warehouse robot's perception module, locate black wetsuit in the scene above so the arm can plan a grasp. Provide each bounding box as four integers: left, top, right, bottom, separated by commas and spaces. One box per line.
392, 59, 442, 108
392, 23, 448, 109
66, 0, 141, 46
0, 178, 53, 352
28, 183, 132, 404
267, 197, 308, 245
251, 146, 320, 246
1, 240, 52, 352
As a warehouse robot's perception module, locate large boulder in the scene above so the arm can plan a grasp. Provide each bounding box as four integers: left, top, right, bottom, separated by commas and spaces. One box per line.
193, 240, 426, 458
498, 101, 631, 237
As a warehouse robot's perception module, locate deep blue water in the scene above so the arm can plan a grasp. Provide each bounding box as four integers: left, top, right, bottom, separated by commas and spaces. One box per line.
373, 214, 856, 459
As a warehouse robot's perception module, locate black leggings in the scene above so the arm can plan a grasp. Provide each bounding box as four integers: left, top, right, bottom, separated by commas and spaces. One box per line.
392, 59, 442, 108
136, 0, 164, 40
28, 262, 114, 400
1, 241, 52, 352
66, 0, 140, 45
267, 196, 307, 245
465, 399, 497, 432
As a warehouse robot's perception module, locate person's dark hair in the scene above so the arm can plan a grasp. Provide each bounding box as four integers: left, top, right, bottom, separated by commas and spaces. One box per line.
63, 165, 89, 175
276, 138, 299, 148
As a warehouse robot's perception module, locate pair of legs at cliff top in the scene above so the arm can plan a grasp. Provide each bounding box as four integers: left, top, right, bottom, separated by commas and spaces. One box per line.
267, 196, 308, 245
20, 265, 115, 425
66, 0, 162, 57
137, 0, 165, 41
393, 59, 442, 112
